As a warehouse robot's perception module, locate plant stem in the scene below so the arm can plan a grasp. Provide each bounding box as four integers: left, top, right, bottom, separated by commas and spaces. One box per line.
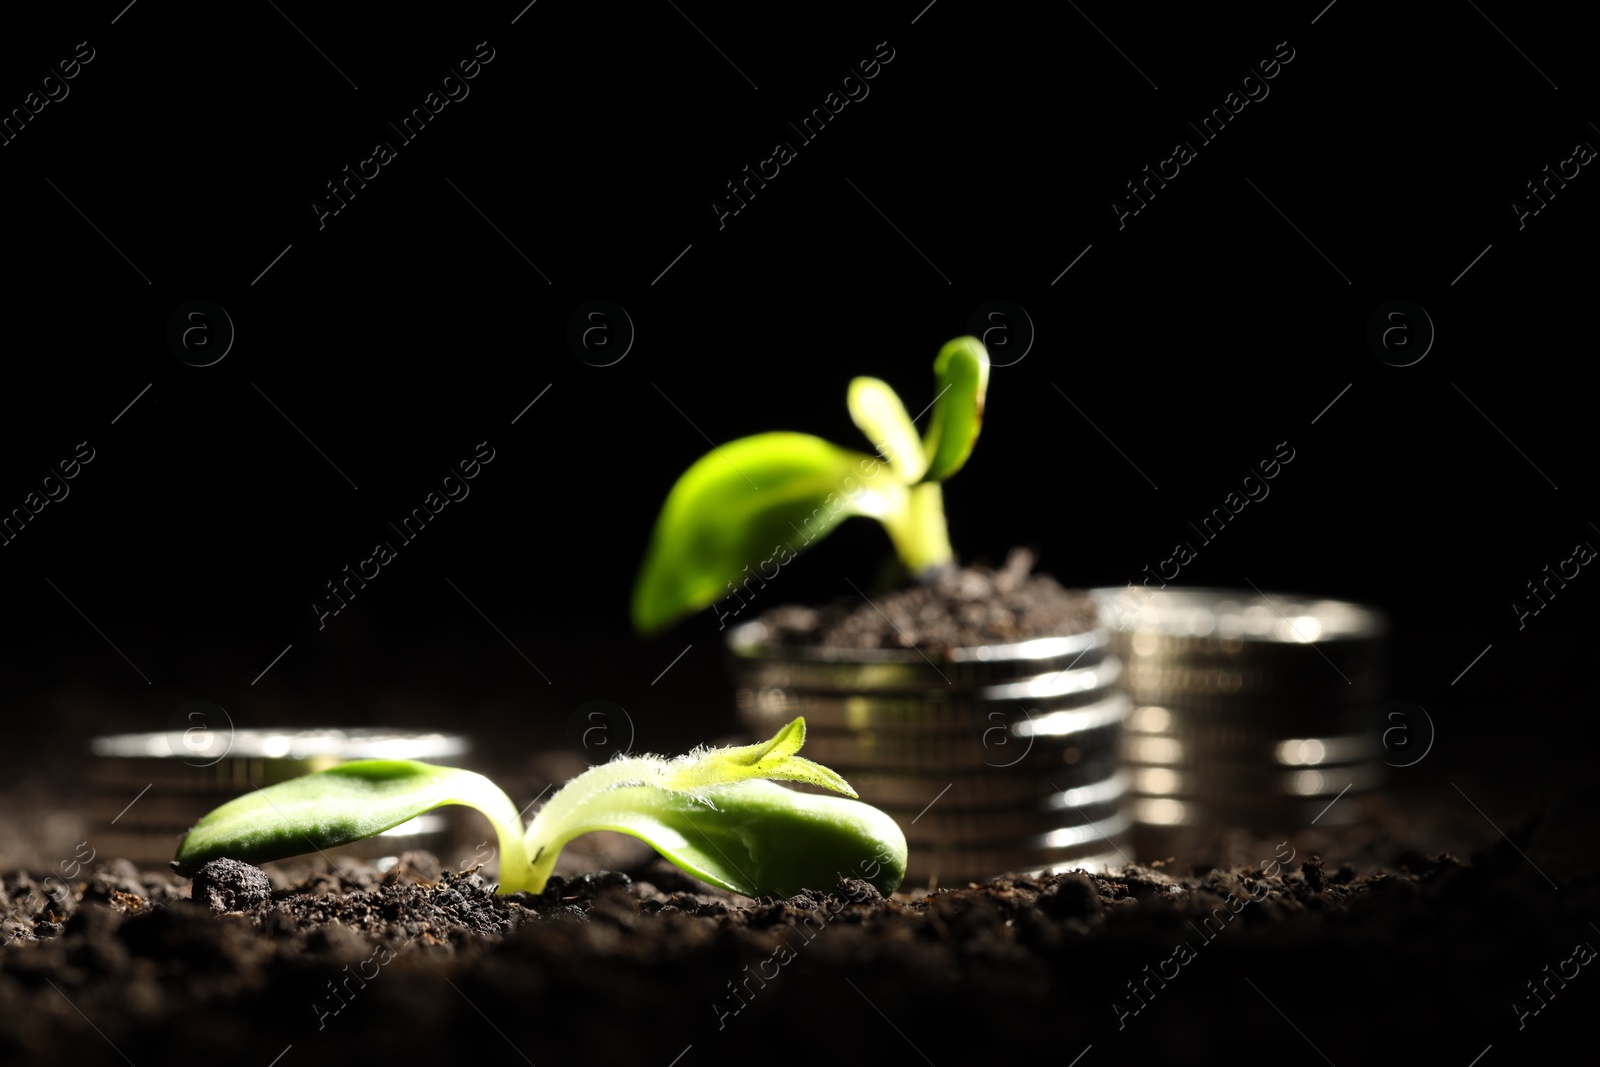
521, 757, 667, 893
881, 481, 954, 575
443, 771, 535, 895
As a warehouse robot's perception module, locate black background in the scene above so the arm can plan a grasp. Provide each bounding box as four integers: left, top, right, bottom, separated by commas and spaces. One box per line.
2, 2, 1594, 818
5, 4, 1600, 1066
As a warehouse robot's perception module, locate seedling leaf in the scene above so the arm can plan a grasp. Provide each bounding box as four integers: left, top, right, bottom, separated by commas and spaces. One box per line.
175, 719, 907, 899
847, 376, 927, 482
529, 779, 905, 898
662, 716, 857, 796
172, 760, 528, 884
921, 336, 990, 482
630, 431, 903, 636
632, 337, 990, 630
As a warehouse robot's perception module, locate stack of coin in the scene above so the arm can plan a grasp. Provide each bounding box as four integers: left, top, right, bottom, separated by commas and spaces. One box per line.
1089, 587, 1387, 841
88, 727, 470, 867
728, 621, 1131, 886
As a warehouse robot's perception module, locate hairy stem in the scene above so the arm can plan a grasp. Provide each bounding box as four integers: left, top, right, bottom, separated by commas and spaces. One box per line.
521, 757, 669, 893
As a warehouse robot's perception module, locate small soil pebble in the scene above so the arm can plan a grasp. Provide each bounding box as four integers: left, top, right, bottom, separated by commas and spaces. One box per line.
189, 858, 271, 912
835, 876, 882, 903
1303, 854, 1326, 893
1037, 871, 1102, 919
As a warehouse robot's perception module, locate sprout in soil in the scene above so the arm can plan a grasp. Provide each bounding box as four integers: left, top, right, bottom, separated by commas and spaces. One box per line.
173, 717, 906, 899
631, 335, 990, 635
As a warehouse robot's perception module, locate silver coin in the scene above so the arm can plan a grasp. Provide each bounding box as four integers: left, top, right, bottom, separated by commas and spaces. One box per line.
728, 619, 1111, 692
1129, 792, 1364, 828
1117, 661, 1384, 703
903, 815, 1133, 884
806, 766, 1119, 809
1126, 760, 1383, 799
798, 721, 1123, 773
1092, 587, 1387, 647
880, 794, 1127, 846
904, 847, 1128, 886
1121, 730, 1379, 768
1089, 587, 1389, 832
1124, 703, 1373, 736
1097, 588, 1386, 699
737, 661, 1122, 734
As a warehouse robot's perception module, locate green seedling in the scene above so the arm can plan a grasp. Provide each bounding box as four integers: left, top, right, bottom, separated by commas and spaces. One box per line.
631, 335, 991, 636
173, 718, 906, 899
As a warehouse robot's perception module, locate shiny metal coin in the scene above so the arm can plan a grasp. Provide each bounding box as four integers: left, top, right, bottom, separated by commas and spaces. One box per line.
1092, 587, 1387, 651
728, 619, 1110, 692
737, 658, 1122, 733
805, 765, 1121, 809
1123, 703, 1372, 737
1092, 587, 1389, 833
1129, 792, 1363, 828
1126, 760, 1383, 799
882, 792, 1127, 846
1117, 661, 1383, 703
799, 719, 1124, 774
1121, 730, 1379, 769
903, 812, 1133, 884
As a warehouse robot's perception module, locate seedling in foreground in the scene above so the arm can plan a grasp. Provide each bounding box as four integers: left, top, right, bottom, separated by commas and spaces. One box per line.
173, 718, 906, 899
632, 335, 991, 635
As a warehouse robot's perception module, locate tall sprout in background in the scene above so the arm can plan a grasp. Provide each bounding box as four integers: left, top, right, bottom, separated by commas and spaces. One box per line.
631, 336, 991, 635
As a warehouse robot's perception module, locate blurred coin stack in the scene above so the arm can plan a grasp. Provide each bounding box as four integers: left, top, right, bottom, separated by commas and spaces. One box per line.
88, 727, 470, 867
729, 621, 1131, 886
1090, 587, 1387, 845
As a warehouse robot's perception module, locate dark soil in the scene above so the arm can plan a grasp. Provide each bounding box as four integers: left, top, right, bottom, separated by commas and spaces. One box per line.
758, 549, 1098, 653
3, 782, 1592, 1065
190, 858, 272, 912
